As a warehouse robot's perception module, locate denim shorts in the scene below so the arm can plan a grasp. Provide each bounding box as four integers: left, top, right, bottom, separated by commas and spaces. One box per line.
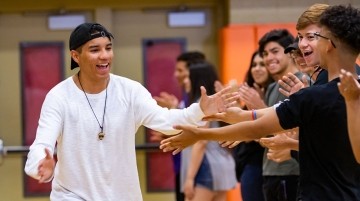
194, 155, 213, 190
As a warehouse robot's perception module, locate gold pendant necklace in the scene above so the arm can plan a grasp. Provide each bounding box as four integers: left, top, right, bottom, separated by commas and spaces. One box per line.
98, 132, 105, 140
78, 72, 108, 140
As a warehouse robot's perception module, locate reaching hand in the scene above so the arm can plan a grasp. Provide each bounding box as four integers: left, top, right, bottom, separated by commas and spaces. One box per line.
38, 148, 55, 183
278, 73, 308, 97
199, 85, 237, 116
260, 131, 298, 151
153, 92, 179, 109
338, 69, 360, 102
214, 80, 224, 93
267, 148, 291, 163
202, 107, 245, 124
160, 125, 202, 155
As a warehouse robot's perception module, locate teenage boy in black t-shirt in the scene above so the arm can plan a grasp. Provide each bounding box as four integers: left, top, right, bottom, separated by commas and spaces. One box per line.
160, 5, 360, 201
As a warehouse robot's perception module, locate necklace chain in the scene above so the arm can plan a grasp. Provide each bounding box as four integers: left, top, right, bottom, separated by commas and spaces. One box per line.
309, 66, 323, 86
77, 72, 108, 134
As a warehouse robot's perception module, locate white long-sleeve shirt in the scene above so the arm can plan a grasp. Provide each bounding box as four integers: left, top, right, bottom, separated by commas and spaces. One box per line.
25, 74, 205, 201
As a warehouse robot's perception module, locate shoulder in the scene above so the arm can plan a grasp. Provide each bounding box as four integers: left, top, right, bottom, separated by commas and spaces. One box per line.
47, 76, 74, 97
110, 74, 143, 88
109, 74, 150, 98
266, 82, 277, 94
268, 82, 277, 89
288, 80, 338, 106
40, 76, 75, 107
314, 70, 328, 85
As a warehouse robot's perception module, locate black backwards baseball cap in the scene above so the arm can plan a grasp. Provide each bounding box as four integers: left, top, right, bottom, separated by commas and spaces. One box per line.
69, 23, 114, 70
284, 37, 299, 54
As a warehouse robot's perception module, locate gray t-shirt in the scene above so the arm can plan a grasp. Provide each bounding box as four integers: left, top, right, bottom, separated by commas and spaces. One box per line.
262, 71, 305, 176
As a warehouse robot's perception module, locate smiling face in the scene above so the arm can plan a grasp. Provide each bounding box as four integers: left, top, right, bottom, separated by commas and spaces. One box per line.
262, 41, 291, 79
251, 54, 269, 86
298, 24, 321, 68
174, 61, 189, 87
290, 49, 314, 74
72, 37, 113, 81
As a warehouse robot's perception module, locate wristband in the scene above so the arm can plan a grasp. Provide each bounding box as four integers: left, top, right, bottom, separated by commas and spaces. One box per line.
251, 109, 257, 120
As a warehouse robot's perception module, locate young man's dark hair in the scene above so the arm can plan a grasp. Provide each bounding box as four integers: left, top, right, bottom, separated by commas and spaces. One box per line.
258, 29, 295, 57
319, 4, 360, 54
176, 51, 206, 67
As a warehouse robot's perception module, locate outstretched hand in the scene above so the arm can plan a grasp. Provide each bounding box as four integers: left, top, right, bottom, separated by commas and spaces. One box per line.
260, 131, 298, 151
160, 125, 202, 155
267, 148, 292, 163
278, 73, 308, 97
38, 148, 55, 183
202, 107, 245, 124
199, 85, 237, 116
338, 69, 360, 102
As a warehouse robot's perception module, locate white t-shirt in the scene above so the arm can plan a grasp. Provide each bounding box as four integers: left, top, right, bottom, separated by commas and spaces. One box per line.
25, 74, 205, 201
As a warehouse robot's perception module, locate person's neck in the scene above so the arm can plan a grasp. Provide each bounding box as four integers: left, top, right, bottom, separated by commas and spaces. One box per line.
75, 71, 109, 94
327, 53, 357, 81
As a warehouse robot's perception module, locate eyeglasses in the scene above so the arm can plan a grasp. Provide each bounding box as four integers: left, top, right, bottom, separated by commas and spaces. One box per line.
313, 32, 337, 48
298, 33, 317, 42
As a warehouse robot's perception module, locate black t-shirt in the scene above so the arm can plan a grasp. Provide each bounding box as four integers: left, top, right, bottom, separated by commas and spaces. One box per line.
356, 63, 360, 75
314, 63, 359, 86
276, 78, 360, 201
313, 69, 328, 85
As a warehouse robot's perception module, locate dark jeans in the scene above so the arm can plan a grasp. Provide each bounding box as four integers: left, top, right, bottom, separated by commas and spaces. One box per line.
175, 172, 184, 201
194, 155, 213, 190
263, 175, 298, 201
240, 164, 265, 201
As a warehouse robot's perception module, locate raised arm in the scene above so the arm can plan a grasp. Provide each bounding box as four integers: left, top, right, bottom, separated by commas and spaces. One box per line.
160, 107, 284, 154
260, 130, 299, 151
338, 69, 360, 163
203, 106, 270, 124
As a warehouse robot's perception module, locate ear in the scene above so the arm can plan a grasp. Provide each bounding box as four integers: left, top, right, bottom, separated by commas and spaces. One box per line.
325, 40, 334, 53
71, 50, 80, 64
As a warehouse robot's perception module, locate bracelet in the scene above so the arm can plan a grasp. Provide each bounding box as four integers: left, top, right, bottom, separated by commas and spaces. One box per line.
251, 109, 257, 120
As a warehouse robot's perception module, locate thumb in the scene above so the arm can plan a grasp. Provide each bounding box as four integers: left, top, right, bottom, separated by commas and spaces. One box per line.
259, 138, 270, 144
253, 83, 260, 90
44, 148, 52, 159
200, 86, 207, 97
173, 125, 185, 130
302, 75, 309, 87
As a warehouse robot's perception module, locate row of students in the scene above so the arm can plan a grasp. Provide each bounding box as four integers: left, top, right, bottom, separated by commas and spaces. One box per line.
161, 4, 360, 201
